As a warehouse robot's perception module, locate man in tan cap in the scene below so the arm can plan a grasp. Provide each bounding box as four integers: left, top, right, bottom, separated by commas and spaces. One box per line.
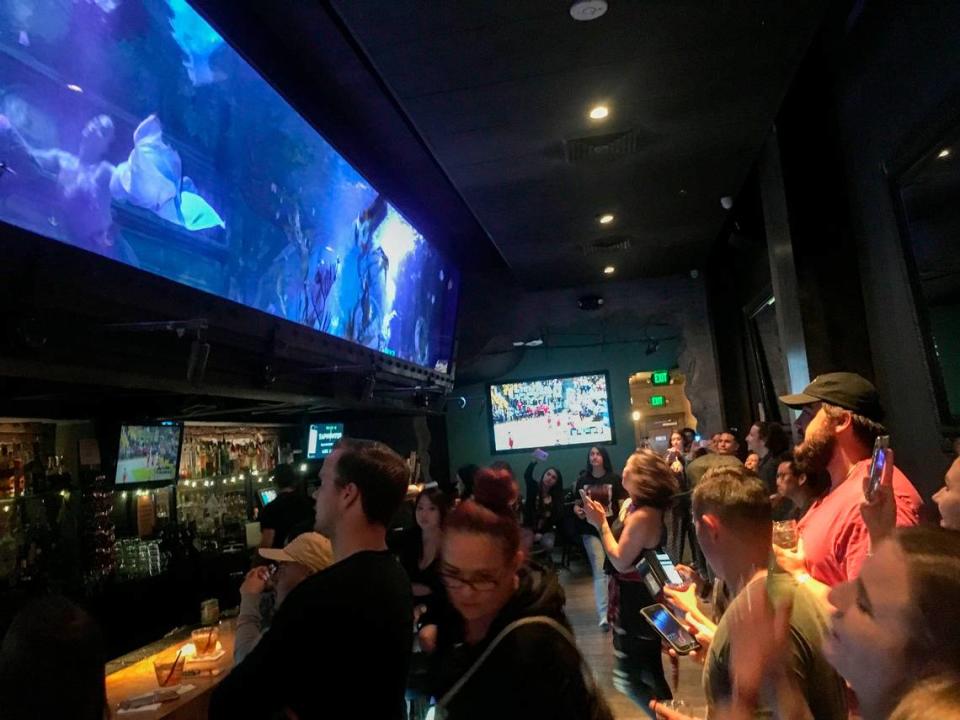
234, 532, 333, 663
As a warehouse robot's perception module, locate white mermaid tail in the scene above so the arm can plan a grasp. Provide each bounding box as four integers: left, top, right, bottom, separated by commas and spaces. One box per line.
111, 115, 224, 231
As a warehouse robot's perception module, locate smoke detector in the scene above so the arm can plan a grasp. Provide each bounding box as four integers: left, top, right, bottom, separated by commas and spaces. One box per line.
570, 1, 608, 21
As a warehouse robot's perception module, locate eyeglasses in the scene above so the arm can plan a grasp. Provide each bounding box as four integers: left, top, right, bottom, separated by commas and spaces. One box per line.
439, 568, 503, 593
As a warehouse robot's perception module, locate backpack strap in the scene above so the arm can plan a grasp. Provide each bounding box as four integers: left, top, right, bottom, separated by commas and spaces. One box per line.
436, 615, 601, 711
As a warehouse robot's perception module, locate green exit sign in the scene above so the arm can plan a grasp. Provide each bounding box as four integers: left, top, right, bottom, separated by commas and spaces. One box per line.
649, 395, 666, 407
651, 370, 669, 386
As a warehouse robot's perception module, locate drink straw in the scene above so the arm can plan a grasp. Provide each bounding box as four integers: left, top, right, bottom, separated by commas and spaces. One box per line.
162, 649, 183, 687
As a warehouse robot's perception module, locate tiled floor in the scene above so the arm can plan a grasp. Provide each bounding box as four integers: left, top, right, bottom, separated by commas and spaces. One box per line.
558, 558, 707, 719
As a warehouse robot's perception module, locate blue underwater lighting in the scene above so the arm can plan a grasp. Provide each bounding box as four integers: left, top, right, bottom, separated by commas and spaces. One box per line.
0, 0, 458, 371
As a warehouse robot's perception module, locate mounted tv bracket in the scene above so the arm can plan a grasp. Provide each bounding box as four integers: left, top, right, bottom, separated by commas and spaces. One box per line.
102, 318, 210, 387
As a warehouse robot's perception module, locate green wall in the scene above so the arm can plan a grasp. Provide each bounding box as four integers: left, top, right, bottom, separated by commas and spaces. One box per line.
445, 272, 723, 492
446, 341, 681, 491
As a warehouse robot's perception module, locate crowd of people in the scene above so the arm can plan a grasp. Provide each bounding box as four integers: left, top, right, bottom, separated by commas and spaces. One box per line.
1, 371, 959, 719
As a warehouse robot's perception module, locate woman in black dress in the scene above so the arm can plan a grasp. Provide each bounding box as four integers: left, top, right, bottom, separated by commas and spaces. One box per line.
389, 486, 453, 622
581, 449, 679, 716
522, 459, 564, 551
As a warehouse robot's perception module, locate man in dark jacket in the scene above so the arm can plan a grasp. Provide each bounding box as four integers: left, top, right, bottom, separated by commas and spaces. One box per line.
209, 439, 413, 719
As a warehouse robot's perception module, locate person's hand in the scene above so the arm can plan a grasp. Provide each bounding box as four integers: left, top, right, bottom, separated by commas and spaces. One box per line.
580, 492, 606, 529
676, 564, 706, 589
418, 623, 438, 654
860, 448, 896, 545
772, 536, 807, 578
671, 459, 684, 474
726, 579, 793, 708
240, 566, 271, 595
651, 700, 750, 720
663, 583, 699, 618
649, 700, 697, 720
660, 613, 713, 666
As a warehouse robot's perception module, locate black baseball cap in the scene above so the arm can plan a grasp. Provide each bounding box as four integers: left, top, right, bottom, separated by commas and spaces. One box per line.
778, 372, 884, 422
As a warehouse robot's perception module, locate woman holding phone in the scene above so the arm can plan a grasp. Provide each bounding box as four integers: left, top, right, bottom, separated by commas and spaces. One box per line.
582, 450, 679, 716
573, 445, 625, 630
523, 451, 564, 551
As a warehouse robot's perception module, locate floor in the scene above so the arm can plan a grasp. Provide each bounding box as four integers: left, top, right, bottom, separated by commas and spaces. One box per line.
558, 557, 708, 719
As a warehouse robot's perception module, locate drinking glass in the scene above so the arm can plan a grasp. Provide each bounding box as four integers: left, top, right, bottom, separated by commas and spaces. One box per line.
773, 519, 799, 549
153, 653, 186, 687
191, 627, 219, 655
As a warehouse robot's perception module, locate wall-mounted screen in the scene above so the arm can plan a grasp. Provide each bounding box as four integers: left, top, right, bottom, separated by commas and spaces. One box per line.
307, 422, 344, 459
487, 372, 614, 453
0, 0, 458, 371
116, 423, 183, 484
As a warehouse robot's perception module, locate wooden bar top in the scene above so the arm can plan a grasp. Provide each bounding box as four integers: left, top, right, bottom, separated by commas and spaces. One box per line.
105, 619, 237, 720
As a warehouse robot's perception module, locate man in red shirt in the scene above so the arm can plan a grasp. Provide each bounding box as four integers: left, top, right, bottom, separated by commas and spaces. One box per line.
779, 372, 922, 586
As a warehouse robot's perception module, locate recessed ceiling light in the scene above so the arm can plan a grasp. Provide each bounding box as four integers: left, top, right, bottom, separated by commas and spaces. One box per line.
938, 148, 952, 159
603, 265, 616, 275
631, 410, 641, 422
598, 213, 615, 225
589, 105, 609, 120
570, 0, 608, 22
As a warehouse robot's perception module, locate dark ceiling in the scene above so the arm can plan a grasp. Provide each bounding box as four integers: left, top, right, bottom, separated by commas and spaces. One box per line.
329, 0, 829, 289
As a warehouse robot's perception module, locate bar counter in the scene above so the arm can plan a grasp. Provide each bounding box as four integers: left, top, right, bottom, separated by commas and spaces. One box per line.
105, 618, 237, 720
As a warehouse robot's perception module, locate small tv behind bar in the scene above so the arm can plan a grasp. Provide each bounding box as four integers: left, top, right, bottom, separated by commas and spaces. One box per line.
115, 422, 183, 484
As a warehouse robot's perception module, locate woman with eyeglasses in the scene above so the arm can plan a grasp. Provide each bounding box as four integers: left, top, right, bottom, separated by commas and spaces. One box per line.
428, 474, 612, 720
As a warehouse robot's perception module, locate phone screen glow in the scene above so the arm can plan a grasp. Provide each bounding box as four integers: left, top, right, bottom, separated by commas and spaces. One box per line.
648, 606, 695, 647
656, 551, 684, 586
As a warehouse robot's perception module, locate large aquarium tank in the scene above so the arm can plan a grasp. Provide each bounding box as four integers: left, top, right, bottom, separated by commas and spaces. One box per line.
0, 0, 459, 372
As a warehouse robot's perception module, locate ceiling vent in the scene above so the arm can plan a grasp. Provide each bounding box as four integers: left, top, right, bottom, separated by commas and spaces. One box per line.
564, 129, 650, 164
581, 235, 633, 255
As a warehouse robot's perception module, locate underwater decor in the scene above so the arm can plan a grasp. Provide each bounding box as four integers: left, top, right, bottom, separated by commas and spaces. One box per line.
165, 0, 225, 86
0, 0, 458, 372
0, 111, 224, 249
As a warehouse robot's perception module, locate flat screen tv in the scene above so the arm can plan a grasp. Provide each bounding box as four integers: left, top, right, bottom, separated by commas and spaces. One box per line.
0, 0, 458, 372
306, 422, 344, 459
487, 371, 615, 453
115, 422, 183, 484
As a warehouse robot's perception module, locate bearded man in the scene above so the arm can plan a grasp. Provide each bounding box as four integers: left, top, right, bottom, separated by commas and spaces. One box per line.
778, 373, 922, 586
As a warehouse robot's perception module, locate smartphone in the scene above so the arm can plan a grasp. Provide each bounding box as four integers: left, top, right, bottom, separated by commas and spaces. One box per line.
532, 448, 549, 462
635, 558, 664, 596
641, 549, 686, 587
574, 488, 588, 512
640, 603, 700, 655
865, 435, 890, 502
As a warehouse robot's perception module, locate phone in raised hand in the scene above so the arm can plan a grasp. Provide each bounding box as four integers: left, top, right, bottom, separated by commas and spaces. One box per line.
865, 435, 890, 502
532, 448, 549, 462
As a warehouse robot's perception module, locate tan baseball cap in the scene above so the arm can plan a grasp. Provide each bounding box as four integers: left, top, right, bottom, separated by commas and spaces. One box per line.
259, 532, 333, 574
